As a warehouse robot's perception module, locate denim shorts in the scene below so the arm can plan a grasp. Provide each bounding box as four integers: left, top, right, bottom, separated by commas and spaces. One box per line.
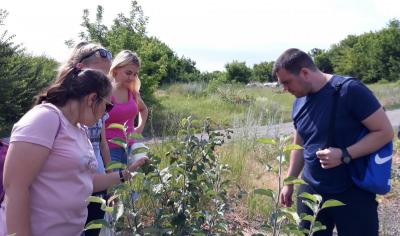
109, 147, 128, 166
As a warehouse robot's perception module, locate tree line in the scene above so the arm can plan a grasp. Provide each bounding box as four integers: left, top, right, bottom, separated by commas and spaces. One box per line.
1, 1, 400, 135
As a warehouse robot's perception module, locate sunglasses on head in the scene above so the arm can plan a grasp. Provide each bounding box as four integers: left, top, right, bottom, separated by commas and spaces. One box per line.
101, 97, 114, 113
80, 48, 112, 63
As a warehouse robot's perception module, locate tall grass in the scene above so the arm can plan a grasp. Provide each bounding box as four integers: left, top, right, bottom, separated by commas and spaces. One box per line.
216, 106, 286, 219
151, 82, 293, 137
368, 81, 400, 109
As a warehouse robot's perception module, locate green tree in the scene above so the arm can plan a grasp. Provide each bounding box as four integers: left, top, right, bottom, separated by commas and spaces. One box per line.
252, 61, 274, 82
309, 48, 333, 74
225, 60, 251, 84
72, 1, 202, 106
323, 19, 400, 83
0, 9, 57, 135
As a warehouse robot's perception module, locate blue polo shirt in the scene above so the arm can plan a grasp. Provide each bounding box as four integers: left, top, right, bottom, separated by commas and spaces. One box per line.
292, 75, 381, 193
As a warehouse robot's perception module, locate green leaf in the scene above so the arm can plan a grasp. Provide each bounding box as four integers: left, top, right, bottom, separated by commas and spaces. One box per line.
312, 221, 327, 233
102, 206, 113, 213
84, 219, 111, 230
284, 176, 307, 185
86, 196, 106, 205
302, 200, 317, 214
301, 214, 314, 222
256, 138, 276, 145
105, 161, 127, 171
282, 144, 303, 152
107, 123, 126, 131
283, 144, 303, 152
314, 194, 323, 203
321, 199, 346, 210
128, 132, 143, 140
108, 137, 127, 148
299, 192, 318, 203
181, 118, 189, 128
281, 208, 301, 224
254, 188, 275, 199
86, 196, 113, 213
131, 147, 149, 155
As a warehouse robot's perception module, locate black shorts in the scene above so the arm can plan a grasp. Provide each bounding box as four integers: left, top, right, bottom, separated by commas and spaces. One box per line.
297, 184, 378, 236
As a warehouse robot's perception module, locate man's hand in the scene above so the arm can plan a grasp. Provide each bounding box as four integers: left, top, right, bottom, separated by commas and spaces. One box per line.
316, 147, 342, 169
280, 184, 294, 207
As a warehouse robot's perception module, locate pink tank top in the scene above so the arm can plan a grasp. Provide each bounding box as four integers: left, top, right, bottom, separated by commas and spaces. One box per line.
105, 91, 138, 149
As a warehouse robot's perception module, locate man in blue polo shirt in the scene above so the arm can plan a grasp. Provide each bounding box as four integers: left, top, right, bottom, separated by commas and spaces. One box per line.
274, 48, 393, 236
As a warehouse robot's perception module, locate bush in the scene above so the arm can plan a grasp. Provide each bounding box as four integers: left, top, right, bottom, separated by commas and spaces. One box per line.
95, 117, 234, 235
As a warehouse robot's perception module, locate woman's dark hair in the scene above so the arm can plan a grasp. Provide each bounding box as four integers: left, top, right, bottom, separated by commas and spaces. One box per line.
34, 68, 112, 106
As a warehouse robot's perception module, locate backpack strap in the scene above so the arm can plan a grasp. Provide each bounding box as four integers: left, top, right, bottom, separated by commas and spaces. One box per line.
325, 77, 354, 148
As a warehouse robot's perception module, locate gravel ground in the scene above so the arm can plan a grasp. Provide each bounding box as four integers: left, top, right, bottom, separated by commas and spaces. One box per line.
379, 192, 400, 236
379, 154, 400, 236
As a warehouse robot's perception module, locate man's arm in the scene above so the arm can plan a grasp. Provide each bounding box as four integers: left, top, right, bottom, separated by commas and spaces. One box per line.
286, 131, 305, 177
317, 107, 394, 169
280, 130, 304, 207
347, 107, 394, 158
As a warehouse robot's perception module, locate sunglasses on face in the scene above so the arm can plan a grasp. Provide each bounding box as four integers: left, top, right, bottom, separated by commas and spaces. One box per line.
80, 48, 112, 63
101, 97, 114, 113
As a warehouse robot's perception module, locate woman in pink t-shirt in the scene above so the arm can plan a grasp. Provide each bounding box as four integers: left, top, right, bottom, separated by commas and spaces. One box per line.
0, 68, 146, 236
106, 50, 148, 165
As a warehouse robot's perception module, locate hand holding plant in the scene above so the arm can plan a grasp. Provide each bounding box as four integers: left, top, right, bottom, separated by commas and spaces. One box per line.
127, 155, 147, 172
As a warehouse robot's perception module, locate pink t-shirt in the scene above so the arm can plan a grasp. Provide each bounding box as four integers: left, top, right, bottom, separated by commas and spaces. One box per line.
105, 91, 138, 149
0, 103, 97, 236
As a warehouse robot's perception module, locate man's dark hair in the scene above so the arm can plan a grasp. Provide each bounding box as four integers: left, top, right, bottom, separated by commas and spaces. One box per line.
272, 48, 318, 77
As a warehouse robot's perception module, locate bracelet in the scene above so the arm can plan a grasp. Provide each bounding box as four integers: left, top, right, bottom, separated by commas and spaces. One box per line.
118, 169, 125, 183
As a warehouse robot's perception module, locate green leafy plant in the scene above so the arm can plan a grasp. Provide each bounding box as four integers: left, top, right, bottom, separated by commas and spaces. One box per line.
298, 192, 345, 236
84, 121, 149, 235
85, 118, 234, 235
253, 135, 345, 236
140, 117, 232, 235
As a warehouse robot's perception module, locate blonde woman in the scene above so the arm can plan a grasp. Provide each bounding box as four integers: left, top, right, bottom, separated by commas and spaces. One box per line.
66, 42, 114, 236
105, 50, 148, 165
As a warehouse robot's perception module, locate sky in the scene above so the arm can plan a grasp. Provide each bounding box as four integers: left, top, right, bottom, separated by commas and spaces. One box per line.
1, 0, 399, 72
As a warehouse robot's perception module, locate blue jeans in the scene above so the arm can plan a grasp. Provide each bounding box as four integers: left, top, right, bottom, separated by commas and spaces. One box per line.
109, 147, 128, 166
109, 147, 139, 202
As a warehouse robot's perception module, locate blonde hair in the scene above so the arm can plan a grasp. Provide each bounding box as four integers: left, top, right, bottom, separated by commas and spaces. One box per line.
58, 42, 110, 79
109, 50, 141, 93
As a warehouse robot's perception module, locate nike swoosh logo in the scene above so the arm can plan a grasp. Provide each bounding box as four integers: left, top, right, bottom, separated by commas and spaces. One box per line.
374, 153, 392, 165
